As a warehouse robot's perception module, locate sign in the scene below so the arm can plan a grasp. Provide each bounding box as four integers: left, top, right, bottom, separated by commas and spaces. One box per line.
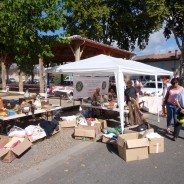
73, 76, 109, 99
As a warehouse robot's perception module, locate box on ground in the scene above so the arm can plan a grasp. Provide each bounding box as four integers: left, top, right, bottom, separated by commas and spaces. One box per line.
28, 128, 60, 143
0, 135, 32, 163
74, 125, 96, 138
59, 120, 77, 128
102, 135, 117, 145
148, 136, 164, 154
117, 132, 149, 162
96, 119, 107, 130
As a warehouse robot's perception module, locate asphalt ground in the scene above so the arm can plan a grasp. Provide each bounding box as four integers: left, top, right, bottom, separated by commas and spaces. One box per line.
1, 109, 184, 184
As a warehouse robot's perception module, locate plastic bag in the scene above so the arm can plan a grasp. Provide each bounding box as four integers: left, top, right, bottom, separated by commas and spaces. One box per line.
8, 126, 26, 138
31, 125, 46, 141
25, 125, 36, 136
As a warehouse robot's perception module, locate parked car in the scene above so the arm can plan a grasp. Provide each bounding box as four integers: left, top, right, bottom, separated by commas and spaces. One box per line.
141, 81, 163, 96
33, 79, 40, 84
7, 78, 16, 83
52, 86, 74, 97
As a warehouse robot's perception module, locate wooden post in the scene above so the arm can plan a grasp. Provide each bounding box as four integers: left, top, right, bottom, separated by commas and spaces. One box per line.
19, 71, 23, 93
74, 43, 80, 61
1, 61, 6, 91
39, 57, 44, 93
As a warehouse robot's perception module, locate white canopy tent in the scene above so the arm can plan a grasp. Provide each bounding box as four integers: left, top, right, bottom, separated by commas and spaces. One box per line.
46, 54, 173, 133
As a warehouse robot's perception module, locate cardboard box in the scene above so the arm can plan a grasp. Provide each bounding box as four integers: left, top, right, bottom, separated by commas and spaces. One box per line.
148, 136, 164, 154
117, 132, 149, 162
59, 120, 77, 128
102, 135, 117, 145
0, 136, 32, 163
74, 125, 96, 138
96, 119, 107, 130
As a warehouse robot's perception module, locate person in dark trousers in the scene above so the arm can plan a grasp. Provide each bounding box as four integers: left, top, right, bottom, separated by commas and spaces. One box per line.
173, 91, 184, 141
124, 80, 139, 105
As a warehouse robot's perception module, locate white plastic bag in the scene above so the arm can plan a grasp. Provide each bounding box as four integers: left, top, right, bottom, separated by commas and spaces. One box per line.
8, 126, 26, 138
25, 125, 36, 136
31, 125, 46, 141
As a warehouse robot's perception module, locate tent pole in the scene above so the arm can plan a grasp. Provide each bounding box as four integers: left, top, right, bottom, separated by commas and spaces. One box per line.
45, 70, 48, 102
116, 67, 125, 134
155, 75, 160, 122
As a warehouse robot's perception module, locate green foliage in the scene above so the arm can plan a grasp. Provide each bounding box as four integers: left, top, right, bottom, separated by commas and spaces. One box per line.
145, 0, 184, 48
63, 0, 184, 54
145, 0, 184, 80
63, 0, 159, 50
0, 0, 68, 74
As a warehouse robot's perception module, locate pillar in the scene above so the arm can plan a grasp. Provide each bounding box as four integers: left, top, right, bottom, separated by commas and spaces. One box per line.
39, 57, 44, 93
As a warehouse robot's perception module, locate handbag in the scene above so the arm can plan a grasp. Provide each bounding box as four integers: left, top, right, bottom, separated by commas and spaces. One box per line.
176, 108, 184, 124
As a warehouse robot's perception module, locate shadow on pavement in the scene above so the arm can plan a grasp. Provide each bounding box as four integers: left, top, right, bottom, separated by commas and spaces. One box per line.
149, 123, 174, 141
105, 143, 119, 156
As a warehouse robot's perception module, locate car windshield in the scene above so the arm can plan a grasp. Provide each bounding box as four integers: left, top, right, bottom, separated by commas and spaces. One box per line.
144, 83, 162, 88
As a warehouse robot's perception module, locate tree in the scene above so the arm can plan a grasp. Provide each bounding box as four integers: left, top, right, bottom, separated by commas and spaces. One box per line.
144, 0, 184, 78
64, 0, 184, 78
0, 0, 68, 90
63, 0, 157, 50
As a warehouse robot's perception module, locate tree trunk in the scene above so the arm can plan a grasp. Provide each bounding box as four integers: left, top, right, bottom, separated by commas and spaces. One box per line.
1, 60, 6, 91
19, 71, 23, 93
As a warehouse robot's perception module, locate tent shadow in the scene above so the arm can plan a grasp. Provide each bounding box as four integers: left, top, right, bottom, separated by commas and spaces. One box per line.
149, 123, 174, 141
105, 143, 119, 156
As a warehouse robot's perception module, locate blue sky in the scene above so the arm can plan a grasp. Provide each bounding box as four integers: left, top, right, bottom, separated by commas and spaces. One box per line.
134, 29, 179, 56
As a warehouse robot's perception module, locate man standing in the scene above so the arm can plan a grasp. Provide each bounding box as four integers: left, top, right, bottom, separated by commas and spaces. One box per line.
124, 80, 139, 105
161, 76, 171, 117
124, 80, 140, 125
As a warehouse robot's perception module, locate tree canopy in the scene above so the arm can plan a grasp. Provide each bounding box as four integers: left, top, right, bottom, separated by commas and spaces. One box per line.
0, 0, 68, 75
63, 0, 158, 50
64, 0, 184, 77
145, 0, 184, 58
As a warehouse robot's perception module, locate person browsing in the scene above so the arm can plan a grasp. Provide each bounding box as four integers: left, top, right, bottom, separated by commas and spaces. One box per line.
93, 88, 101, 102
163, 77, 184, 133
124, 80, 139, 105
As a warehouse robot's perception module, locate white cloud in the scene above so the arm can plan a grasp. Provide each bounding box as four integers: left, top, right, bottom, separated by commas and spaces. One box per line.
134, 29, 178, 56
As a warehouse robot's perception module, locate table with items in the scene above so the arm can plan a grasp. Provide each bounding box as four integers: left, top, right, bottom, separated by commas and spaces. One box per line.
81, 100, 129, 124
139, 96, 163, 114
0, 104, 62, 134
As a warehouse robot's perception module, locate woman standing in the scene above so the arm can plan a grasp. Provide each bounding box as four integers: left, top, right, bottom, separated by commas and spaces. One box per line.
164, 78, 184, 133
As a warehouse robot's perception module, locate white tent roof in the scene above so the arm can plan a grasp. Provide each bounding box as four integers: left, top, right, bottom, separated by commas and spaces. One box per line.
46, 54, 173, 133
51, 54, 173, 76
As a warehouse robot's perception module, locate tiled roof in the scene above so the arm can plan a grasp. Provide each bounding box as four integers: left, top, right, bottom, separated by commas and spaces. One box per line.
134, 52, 181, 62
68, 35, 135, 56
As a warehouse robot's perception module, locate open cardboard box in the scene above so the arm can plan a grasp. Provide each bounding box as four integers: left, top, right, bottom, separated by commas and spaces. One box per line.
0, 135, 32, 163
74, 125, 96, 138
59, 120, 77, 128
117, 132, 149, 162
102, 135, 117, 145
95, 119, 107, 130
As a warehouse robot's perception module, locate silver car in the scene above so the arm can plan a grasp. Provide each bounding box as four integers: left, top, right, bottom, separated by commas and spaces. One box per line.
141, 81, 163, 96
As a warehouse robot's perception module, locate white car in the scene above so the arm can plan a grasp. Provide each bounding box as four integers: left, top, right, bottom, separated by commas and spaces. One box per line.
141, 81, 163, 96
52, 86, 74, 97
